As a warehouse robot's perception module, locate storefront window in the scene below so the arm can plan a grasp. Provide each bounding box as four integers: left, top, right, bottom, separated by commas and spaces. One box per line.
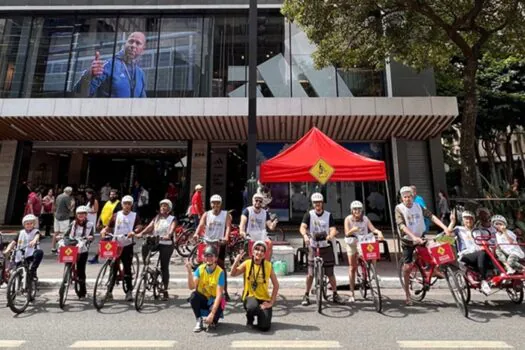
0, 17, 33, 98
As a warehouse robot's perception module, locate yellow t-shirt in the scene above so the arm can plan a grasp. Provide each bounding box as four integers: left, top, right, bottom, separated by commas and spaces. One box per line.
243, 259, 272, 301
196, 264, 224, 299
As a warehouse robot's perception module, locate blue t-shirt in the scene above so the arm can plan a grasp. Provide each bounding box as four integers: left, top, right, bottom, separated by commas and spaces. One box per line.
194, 265, 225, 287
75, 50, 147, 98
415, 195, 430, 232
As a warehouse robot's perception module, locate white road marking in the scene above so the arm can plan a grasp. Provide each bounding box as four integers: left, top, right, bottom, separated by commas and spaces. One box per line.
70, 340, 177, 348
0, 341, 25, 348
397, 340, 513, 348
230, 340, 342, 348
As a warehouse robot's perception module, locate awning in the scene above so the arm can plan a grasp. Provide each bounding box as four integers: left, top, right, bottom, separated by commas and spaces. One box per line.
260, 127, 386, 182
0, 97, 457, 141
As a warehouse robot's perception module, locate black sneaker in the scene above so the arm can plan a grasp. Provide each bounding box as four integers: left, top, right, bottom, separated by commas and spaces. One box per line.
246, 316, 254, 327
301, 294, 310, 306
333, 293, 344, 304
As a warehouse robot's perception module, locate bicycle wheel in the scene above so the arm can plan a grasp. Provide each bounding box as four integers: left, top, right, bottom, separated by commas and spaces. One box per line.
93, 260, 112, 310
444, 265, 468, 318
368, 263, 382, 313
59, 264, 72, 310
189, 245, 199, 270
131, 253, 140, 290
175, 230, 195, 257
152, 270, 163, 300
457, 271, 471, 304
357, 259, 368, 299
7, 268, 30, 314
315, 261, 323, 313
398, 259, 427, 302
134, 271, 149, 311
507, 280, 524, 304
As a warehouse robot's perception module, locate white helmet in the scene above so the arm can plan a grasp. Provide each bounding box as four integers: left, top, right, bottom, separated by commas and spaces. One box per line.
252, 193, 264, 202
399, 186, 413, 196
461, 211, 475, 219
22, 214, 37, 224
122, 195, 134, 204
159, 199, 173, 210
311, 192, 324, 203
491, 215, 507, 226
350, 200, 363, 210
76, 206, 89, 214
210, 194, 222, 203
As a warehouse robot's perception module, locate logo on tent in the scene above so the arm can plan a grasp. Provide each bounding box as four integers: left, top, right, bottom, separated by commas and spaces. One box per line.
309, 159, 334, 185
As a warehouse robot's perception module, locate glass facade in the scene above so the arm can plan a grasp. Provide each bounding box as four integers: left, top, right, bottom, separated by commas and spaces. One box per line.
0, 12, 385, 98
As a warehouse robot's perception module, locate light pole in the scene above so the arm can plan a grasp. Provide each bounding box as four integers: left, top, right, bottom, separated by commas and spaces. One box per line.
247, 0, 257, 182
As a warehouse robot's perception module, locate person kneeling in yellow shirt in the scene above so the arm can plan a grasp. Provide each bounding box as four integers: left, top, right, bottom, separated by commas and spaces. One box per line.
231, 241, 279, 331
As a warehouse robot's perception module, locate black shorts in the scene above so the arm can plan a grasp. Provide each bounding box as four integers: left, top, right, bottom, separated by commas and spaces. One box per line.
402, 245, 416, 264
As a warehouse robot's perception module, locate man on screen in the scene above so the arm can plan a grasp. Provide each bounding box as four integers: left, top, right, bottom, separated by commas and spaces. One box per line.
75, 32, 147, 97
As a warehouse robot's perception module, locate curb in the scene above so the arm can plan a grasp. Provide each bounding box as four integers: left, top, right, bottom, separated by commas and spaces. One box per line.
36, 276, 450, 290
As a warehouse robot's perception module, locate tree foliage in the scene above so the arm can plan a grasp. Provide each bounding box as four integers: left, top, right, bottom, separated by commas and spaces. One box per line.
282, 0, 525, 198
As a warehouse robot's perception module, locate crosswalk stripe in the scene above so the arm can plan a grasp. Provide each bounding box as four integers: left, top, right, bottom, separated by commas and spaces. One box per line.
0, 341, 25, 348
70, 340, 177, 348
230, 340, 341, 348
397, 341, 513, 348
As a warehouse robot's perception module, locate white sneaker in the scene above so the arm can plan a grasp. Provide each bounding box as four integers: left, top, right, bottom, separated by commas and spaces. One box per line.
481, 280, 491, 295
348, 295, 355, 304
506, 267, 516, 275
193, 318, 204, 333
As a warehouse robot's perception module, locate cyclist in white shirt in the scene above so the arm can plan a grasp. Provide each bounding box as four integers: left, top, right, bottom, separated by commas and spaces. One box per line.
61, 206, 95, 299
239, 193, 278, 258
299, 192, 343, 306
395, 186, 451, 305
101, 195, 141, 301
344, 200, 384, 303
194, 194, 232, 300
136, 199, 176, 300
448, 210, 492, 294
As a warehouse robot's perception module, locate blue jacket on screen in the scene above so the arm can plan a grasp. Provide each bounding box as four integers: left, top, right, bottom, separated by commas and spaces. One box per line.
75, 50, 147, 98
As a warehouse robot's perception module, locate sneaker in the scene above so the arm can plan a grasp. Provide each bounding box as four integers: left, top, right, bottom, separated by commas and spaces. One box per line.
105, 293, 114, 301
301, 294, 310, 306
88, 256, 99, 264
333, 293, 344, 304
125, 291, 133, 301
506, 266, 516, 275
246, 316, 254, 327
348, 295, 355, 304
51, 248, 57, 254
193, 318, 204, 333
481, 280, 491, 295
162, 291, 169, 301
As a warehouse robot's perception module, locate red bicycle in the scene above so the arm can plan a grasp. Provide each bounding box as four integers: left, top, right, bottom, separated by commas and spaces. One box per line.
398, 238, 468, 317
458, 229, 525, 305
58, 238, 90, 309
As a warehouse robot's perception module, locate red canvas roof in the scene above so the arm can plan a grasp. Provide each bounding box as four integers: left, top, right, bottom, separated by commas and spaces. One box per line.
260, 127, 387, 183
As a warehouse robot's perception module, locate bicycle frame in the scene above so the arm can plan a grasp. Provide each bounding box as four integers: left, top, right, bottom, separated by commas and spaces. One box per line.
413, 245, 439, 287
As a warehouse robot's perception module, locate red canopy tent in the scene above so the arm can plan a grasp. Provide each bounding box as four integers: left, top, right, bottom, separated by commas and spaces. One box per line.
260, 127, 386, 183
259, 127, 397, 261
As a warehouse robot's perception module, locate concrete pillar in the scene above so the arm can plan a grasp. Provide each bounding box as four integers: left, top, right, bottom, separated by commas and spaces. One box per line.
0, 141, 19, 224
189, 140, 208, 203
390, 137, 409, 193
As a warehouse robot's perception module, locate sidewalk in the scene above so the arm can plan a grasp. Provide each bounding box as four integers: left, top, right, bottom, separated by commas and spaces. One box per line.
0, 229, 451, 290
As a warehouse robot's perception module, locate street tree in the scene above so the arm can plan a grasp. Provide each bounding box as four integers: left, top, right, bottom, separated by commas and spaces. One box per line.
282, 0, 525, 198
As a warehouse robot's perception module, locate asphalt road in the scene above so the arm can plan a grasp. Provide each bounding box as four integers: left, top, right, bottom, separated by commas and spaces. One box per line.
0, 287, 524, 349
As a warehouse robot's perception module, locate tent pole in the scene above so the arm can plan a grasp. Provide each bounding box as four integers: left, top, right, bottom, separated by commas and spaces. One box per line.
361, 182, 366, 215
384, 179, 398, 268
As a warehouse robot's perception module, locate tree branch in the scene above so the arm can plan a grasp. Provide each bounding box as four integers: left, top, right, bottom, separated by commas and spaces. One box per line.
452, 0, 485, 30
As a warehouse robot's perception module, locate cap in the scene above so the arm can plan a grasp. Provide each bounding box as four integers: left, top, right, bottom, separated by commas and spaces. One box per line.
399, 186, 413, 196
195, 184, 203, 190
159, 199, 173, 210
203, 245, 218, 257
76, 206, 89, 214
253, 193, 264, 201
461, 211, 475, 218
22, 214, 37, 224
122, 195, 134, 203
311, 192, 324, 202
210, 194, 222, 203
253, 240, 267, 252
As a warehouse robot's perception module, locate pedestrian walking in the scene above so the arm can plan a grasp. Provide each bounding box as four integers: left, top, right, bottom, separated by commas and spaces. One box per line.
41, 188, 55, 237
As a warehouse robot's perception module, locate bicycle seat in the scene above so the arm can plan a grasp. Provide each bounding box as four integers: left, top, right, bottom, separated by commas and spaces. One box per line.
313, 233, 327, 242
